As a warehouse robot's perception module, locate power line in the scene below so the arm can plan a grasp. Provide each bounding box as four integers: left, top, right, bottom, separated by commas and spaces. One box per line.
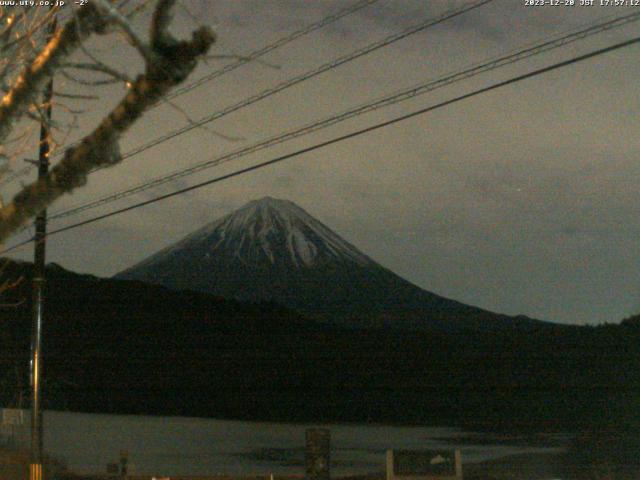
93, 0, 495, 167
0, 0, 491, 188
48, 10, 640, 222
0, 0, 379, 188
4, 33, 638, 256
166, 0, 380, 101
4, 0, 493, 200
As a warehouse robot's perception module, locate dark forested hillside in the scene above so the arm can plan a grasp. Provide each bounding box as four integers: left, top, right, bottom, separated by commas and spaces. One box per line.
0, 259, 638, 432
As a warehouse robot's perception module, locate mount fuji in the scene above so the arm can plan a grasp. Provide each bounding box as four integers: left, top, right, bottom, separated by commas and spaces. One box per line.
116, 197, 541, 331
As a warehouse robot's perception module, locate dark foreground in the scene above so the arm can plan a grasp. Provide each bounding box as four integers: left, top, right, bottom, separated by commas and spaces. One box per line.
4, 442, 640, 480
0, 261, 639, 432
0, 263, 637, 477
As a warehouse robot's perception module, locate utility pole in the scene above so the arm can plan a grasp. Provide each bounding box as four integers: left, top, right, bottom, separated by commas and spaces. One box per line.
30, 8, 56, 480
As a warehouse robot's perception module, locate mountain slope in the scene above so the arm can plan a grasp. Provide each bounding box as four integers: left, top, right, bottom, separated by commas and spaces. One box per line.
116, 197, 542, 331
1, 259, 635, 430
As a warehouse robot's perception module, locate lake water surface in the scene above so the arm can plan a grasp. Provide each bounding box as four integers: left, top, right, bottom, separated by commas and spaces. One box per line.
9, 410, 568, 476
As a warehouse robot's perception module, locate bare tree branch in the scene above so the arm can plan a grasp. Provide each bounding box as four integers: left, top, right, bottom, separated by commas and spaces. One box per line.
61, 61, 134, 84
53, 91, 100, 101
0, 275, 25, 308
159, 95, 244, 143
0, 256, 23, 307
151, 0, 176, 50
123, 0, 155, 20
59, 68, 121, 86
93, 0, 156, 64
0, 1, 216, 243
0, 3, 110, 145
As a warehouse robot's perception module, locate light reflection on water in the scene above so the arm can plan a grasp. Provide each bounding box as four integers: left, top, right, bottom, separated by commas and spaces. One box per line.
23, 410, 567, 476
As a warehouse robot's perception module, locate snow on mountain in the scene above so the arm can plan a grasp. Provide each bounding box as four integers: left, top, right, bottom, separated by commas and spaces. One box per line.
133, 197, 374, 270
117, 197, 544, 331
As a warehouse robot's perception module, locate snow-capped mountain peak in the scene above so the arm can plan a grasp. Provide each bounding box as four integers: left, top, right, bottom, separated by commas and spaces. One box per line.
214, 197, 372, 267
134, 197, 374, 270
117, 197, 542, 332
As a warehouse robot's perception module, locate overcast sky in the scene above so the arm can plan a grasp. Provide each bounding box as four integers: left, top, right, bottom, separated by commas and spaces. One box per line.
3, 0, 640, 325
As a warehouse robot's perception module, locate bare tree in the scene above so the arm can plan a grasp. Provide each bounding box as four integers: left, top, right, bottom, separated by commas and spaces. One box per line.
0, 0, 215, 244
